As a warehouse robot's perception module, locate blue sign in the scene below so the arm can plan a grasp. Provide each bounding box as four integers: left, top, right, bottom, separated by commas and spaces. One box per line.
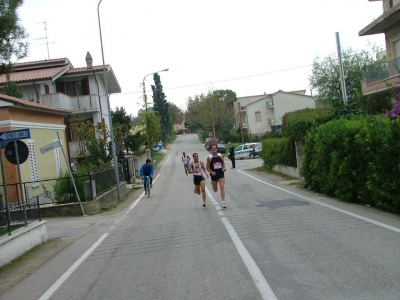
0, 129, 31, 142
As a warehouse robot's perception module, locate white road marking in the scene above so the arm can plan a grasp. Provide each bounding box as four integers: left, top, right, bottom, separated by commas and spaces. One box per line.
205, 187, 277, 300
238, 169, 400, 234
114, 220, 121, 225
108, 225, 116, 231
39, 233, 109, 300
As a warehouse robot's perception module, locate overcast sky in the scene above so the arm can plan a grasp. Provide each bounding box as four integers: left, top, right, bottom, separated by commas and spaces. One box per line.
18, 0, 385, 116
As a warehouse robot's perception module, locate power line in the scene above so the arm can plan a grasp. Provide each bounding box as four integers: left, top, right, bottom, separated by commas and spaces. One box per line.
113, 64, 312, 96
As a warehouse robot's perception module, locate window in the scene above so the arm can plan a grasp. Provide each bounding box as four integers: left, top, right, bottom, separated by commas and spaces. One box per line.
57, 79, 89, 96
243, 145, 249, 150
44, 84, 49, 94
26, 140, 39, 185
255, 111, 261, 122
235, 145, 243, 151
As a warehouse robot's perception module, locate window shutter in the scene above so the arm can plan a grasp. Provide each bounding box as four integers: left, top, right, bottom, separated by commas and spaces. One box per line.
57, 82, 66, 94
26, 140, 39, 185
54, 139, 62, 176
82, 79, 90, 95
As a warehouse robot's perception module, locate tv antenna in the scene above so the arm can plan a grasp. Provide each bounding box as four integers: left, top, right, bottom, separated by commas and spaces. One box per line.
34, 22, 56, 60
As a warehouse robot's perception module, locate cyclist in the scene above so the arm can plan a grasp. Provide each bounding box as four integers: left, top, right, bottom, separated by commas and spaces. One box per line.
187, 153, 209, 207
182, 152, 190, 175
206, 144, 227, 209
140, 159, 154, 195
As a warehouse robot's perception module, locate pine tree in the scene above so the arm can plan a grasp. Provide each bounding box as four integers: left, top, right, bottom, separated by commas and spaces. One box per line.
151, 73, 170, 142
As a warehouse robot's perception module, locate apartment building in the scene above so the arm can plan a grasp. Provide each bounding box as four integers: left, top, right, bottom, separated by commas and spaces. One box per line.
359, 0, 400, 96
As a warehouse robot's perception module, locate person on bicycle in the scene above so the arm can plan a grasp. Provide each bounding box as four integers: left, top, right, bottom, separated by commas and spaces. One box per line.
140, 159, 154, 195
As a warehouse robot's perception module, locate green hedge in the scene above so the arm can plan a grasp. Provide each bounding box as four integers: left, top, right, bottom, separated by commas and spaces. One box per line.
301, 116, 400, 212
261, 138, 297, 168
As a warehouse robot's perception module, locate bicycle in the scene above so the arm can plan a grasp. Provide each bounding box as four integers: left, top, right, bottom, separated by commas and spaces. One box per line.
143, 176, 151, 198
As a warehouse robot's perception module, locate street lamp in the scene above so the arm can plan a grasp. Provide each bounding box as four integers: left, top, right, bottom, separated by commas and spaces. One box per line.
142, 68, 169, 147
97, 0, 121, 200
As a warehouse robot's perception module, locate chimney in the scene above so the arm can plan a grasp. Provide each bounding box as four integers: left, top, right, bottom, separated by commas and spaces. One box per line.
85, 52, 93, 69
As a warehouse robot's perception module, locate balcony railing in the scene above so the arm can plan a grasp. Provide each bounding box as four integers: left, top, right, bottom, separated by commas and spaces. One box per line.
42, 93, 100, 114
362, 57, 400, 85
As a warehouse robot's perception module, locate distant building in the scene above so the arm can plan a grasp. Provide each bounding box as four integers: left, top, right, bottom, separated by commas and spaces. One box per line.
234, 90, 315, 135
359, 0, 400, 96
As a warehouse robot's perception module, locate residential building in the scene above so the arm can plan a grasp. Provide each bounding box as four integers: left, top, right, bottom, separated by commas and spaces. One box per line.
234, 90, 315, 135
359, 0, 400, 96
0, 94, 69, 203
0, 52, 121, 162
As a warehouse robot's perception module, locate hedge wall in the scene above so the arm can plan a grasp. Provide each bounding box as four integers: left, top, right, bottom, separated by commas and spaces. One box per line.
301, 116, 400, 212
261, 138, 297, 168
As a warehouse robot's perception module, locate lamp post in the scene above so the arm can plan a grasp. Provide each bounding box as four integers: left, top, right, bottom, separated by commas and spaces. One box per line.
97, 0, 121, 200
142, 68, 169, 147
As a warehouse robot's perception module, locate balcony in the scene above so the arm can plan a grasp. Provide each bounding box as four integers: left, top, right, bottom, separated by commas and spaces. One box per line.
68, 141, 88, 158
42, 93, 101, 114
361, 57, 400, 95
268, 119, 276, 125
266, 100, 274, 107
359, 2, 400, 36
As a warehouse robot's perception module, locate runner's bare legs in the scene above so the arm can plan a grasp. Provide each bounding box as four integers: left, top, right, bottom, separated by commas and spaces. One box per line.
200, 180, 206, 204
218, 178, 225, 201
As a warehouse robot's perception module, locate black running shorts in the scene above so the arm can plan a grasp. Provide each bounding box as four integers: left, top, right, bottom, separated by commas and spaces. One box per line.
210, 172, 224, 181
193, 176, 205, 185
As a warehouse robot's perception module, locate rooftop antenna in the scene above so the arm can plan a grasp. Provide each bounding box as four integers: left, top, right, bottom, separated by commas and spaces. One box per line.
34, 21, 56, 59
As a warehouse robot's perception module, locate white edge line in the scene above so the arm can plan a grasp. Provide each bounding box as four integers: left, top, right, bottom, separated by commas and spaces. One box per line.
237, 169, 400, 234
39, 233, 109, 300
108, 225, 116, 231
128, 193, 145, 211
221, 217, 278, 300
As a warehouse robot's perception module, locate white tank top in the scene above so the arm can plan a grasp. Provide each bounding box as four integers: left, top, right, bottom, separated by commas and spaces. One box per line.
192, 162, 203, 177
182, 156, 189, 163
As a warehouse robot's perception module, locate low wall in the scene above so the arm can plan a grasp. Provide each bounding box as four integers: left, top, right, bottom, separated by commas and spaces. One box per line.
39, 182, 129, 217
0, 221, 48, 268
273, 164, 302, 179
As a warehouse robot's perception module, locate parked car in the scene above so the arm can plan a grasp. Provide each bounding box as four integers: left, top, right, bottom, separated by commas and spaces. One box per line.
206, 138, 220, 150
234, 143, 262, 159
204, 137, 210, 146
152, 144, 159, 152
216, 143, 226, 154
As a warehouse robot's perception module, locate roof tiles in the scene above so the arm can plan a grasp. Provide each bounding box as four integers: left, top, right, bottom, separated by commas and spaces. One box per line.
0, 66, 69, 84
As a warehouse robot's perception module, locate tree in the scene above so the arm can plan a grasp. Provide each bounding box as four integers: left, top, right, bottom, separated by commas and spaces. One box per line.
111, 106, 135, 156
138, 109, 161, 148
4, 73, 22, 98
309, 47, 392, 115
186, 89, 236, 137
151, 73, 170, 142
168, 102, 183, 124
0, 0, 28, 74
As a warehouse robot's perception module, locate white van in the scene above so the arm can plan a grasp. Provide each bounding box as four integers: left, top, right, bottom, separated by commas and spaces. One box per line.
234, 143, 262, 159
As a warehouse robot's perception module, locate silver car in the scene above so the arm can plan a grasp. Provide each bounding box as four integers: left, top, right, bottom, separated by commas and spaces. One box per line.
234, 143, 262, 159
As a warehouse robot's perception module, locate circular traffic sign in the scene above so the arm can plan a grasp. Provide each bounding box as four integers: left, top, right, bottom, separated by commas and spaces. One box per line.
5, 140, 29, 165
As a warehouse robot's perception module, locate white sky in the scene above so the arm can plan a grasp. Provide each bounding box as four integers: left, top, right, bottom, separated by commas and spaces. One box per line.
18, 0, 385, 116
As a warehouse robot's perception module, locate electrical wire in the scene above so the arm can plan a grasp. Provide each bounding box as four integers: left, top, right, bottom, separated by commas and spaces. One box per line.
113, 64, 312, 96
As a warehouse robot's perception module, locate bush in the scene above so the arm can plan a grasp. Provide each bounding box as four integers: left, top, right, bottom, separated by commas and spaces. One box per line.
54, 165, 89, 204
261, 138, 296, 169
301, 116, 400, 212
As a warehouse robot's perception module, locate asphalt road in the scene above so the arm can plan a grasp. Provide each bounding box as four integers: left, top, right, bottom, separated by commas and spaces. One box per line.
2, 134, 400, 300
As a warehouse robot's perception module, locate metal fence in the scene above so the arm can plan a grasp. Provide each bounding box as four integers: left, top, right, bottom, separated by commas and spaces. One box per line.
0, 166, 125, 209
0, 196, 42, 237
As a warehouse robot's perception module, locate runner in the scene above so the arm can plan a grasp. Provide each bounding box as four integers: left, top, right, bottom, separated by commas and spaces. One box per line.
206, 144, 227, 209
182, 152, 190, 175
187, 153, 209, 207
140, 159, 154, 195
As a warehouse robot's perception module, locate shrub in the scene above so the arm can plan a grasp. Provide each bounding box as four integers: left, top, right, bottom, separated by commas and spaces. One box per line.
301, 115, 400, 212
54, 165, 89, 204
261, 138, 296, 169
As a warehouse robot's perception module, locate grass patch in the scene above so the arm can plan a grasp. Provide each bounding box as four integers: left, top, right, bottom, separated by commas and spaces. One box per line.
152, 152, 164, 162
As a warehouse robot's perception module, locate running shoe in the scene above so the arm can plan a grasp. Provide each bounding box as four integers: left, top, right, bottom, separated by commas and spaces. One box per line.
145, 191, 147, 195
203, 203, 206, 208
222, 202, 226, 209
150, 184, 153, 188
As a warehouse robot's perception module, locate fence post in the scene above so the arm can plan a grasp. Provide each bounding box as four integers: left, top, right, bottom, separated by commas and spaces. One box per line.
36, 196, 41, 222
5, 204, 11, 236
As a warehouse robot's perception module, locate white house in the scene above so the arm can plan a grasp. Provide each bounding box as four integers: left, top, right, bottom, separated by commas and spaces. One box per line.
0, 53, 121, 162
234, 90, 315, 135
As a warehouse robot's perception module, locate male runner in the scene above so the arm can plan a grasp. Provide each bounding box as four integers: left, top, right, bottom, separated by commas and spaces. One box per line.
206, 144, 227, 209
182, 152, 190, 175
140, 159, 154, 195
187, 153, 209, 207
228, 142, 235, 168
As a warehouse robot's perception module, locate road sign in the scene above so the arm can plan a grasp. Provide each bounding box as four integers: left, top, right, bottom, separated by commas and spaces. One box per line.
40, 140, 61, 154
0, 129, 30, 142
5, 140, 29, 165
208, 132, 213, 137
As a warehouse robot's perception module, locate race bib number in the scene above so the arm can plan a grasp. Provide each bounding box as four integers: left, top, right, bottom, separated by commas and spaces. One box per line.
213, 162, 222, 169
194, 169, 202, 176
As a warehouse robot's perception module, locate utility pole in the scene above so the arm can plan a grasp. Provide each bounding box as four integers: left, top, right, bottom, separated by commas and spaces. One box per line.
238, 103, 244, 144
336, 32, 348, 106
